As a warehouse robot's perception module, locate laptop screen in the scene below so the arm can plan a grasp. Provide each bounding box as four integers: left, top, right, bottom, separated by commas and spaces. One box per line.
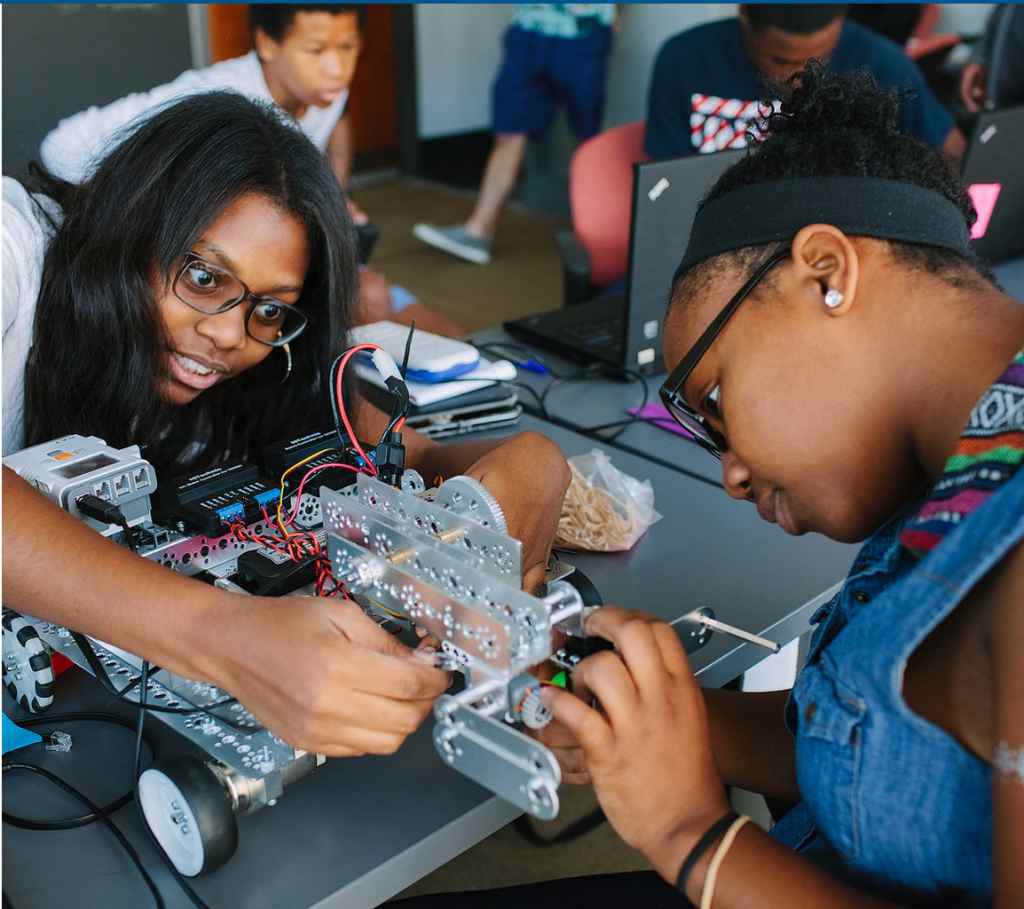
622, 149, 745, 373
962, 105, 1024, 264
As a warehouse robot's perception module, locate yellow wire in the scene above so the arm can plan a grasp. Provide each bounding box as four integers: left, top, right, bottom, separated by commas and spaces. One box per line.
277, 447, 335, 537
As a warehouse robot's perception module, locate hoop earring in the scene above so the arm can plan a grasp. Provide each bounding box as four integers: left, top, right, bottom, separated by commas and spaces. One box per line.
824, 288, 844, 309
279, 342, 292, 384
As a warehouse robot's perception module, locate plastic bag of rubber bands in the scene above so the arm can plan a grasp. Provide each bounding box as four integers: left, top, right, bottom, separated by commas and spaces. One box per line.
554, 448, 662, 552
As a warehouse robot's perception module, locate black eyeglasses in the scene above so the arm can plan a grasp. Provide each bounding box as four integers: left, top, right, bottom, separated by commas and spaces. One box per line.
659, 249, 789, 459
172, 253, 308, 347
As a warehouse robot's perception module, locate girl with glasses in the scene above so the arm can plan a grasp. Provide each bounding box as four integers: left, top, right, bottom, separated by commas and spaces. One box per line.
522, 64, 1022, 909
2, 92, 570, 758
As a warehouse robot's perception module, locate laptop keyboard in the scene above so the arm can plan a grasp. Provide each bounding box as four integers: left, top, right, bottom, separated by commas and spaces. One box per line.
563, 316, 623, 350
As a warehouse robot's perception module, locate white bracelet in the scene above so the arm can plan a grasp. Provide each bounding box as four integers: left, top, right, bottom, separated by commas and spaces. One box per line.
699, 814, 751, 909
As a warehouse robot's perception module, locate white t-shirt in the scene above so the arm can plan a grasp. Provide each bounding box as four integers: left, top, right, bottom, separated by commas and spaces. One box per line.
2, 178, 61, 456
41, 51, 349, 183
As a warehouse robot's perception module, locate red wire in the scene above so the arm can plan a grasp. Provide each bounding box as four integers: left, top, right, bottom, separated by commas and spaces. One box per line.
283, 460, 364, 528
335, 344, 380, 477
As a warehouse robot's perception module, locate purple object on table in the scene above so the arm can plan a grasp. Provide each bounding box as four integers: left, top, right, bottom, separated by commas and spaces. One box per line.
628, 403, 696, 440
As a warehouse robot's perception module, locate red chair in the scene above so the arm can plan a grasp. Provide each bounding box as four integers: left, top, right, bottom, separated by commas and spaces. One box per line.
555, 121, 648, 305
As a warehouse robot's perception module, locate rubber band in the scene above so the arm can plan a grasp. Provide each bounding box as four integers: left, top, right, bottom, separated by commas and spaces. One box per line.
699, 814, 751, 909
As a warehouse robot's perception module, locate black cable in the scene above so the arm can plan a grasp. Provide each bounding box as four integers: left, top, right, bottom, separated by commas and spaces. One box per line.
67, 630, 240, 719
118, 515, 139, 553
132, 662, 215, 909
3, 762, 166, 909
535, 364, 651, 440
2, 712, 154, 830
400, 320, 416, 378
471, 341, 563, 379
512, 805, 607, 846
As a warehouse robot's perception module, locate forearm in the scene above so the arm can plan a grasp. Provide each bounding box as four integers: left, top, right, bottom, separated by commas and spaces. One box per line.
703, 688, 800, 802
2, 466, 236, 685
327, 115, 354, 188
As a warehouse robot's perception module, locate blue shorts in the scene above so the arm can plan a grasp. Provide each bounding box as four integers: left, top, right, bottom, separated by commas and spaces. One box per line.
491, 25, 612, 141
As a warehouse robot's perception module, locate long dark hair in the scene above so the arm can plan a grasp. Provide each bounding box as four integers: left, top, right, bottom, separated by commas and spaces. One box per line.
24, 91, 358, 477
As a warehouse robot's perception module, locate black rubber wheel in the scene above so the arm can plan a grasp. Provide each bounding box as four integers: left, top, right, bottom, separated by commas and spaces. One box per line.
562, 566, 602, 608
138, 754, 239, 876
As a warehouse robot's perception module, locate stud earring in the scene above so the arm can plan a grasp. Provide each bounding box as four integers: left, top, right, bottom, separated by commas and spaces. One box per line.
824, 288, 844, 309
279, 342, 292, 384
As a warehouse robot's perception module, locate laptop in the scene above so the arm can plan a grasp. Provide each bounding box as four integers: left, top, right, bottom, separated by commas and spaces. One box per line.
505, 149, 744, 374
962, 104, 1024, 264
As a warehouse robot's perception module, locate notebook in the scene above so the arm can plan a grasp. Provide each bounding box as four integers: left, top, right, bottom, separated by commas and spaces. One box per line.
505, 149, 744, 374
962, 104, 1024, 264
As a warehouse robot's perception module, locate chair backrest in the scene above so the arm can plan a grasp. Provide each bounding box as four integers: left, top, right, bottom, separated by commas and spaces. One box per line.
568, 121, 647, 288
910, 3, 942, 40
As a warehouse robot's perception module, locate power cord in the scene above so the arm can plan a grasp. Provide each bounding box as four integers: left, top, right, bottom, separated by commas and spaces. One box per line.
76, 493, 139, 553
132, 661, 215, 909
2, 711, 164, 908
67, 630, 242, 724
2, 712, 154, 830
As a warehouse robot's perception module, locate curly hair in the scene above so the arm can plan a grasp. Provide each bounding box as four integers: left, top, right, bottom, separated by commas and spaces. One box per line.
674, 61, 991, 305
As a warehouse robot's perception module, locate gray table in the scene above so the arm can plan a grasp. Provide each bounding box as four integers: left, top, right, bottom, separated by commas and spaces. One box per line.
2, 414, 857, 909
994, 256, 1024, 304
472, 327, 723, 485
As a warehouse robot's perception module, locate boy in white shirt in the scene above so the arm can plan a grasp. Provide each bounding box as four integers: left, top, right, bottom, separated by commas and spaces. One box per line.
43, 4, 362, 214
41, 4, 464, 336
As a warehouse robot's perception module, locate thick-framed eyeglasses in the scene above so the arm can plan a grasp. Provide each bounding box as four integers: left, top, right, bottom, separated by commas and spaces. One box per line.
659, 249, 789, 459
172, 252, 308, 347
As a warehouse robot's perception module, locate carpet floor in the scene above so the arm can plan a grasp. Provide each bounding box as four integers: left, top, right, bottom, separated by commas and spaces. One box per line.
355, 178, 571, 332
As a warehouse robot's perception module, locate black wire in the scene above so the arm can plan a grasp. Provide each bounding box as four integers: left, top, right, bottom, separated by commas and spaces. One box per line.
400, 320, 416, 378
512, 806, 607, 845
2, 712, 154, 830
535, 364, 651, 441
328, 351, 349, 442
459, 349, 653, 440
471, 341, 564, 379
3, 762, 166, 908
132, 662, 215, 909
118, 516, 139, 553
68, 630, 240, 719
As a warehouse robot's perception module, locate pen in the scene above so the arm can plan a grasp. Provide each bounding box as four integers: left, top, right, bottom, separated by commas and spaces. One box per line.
486, 345, 551, 375
512, 357, 550, 375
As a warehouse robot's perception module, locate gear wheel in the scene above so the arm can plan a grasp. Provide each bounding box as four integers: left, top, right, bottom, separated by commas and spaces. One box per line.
518, 689, 552, 730
434, 475, 507, 533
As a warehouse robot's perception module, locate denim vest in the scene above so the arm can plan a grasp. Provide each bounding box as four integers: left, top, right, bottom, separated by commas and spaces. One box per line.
773, 468, 1024, 907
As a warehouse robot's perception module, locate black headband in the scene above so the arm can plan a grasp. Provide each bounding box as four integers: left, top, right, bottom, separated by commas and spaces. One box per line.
674, 177, 971, 280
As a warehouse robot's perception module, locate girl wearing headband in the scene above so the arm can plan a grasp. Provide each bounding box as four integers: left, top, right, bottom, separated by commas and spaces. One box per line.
539, 62, 1023, 908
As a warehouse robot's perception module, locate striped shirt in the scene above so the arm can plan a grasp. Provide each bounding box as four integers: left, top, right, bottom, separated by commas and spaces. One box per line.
901, 349, 1024, 558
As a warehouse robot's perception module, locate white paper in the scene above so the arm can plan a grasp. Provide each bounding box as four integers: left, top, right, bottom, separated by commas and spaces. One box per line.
355, 357, 517, 406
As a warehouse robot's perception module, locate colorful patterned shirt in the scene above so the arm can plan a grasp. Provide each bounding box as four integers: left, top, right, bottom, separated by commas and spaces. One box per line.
901, 349, 1024, 558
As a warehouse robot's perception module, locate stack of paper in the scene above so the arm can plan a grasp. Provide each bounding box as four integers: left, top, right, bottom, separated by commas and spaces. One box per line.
355, 357, 517, 406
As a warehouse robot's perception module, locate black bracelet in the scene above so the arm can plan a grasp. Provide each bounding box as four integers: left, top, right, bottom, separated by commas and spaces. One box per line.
675, 811, 740, 906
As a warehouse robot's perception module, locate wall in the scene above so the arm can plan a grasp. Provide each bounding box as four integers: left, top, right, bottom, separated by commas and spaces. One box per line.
603, 3, 735, 128
413, 3, 511, 139
937, 3, 995, 37
2, 3, 195, 178
413, 3, 730, 140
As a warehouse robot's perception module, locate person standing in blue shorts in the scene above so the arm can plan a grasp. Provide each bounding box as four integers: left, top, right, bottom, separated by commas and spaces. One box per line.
414, 4, 616, 265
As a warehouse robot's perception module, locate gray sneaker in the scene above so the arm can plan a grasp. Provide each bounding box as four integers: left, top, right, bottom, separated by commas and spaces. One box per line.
413, 222, 491, 264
